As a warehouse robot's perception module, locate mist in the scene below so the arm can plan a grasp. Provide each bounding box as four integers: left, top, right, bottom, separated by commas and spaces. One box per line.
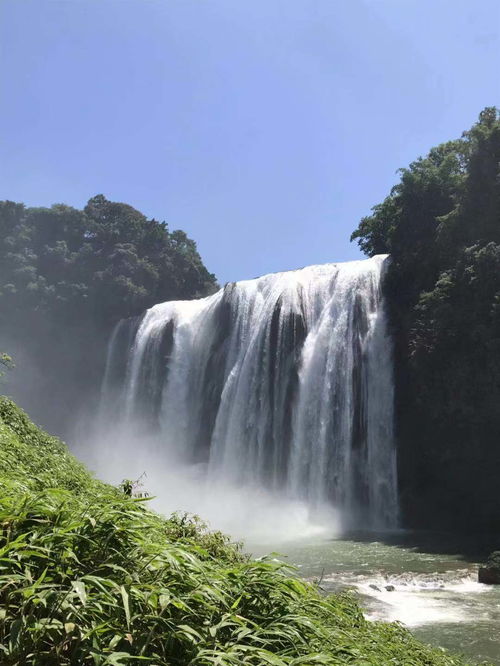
73, 419, 337, 546
0, 318, 106, 438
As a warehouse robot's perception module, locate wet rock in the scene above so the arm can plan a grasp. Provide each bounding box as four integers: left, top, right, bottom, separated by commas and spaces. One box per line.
478, 551, 500, 584
369, 584, 381, 591
385, 584, 395, 592
478, 567, 500, 584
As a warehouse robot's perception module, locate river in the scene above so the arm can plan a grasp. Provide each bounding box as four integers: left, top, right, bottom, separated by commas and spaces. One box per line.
251, 530, 500, 665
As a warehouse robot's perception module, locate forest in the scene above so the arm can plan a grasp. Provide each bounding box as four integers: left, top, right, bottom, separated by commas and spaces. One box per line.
0, 195, 217, 434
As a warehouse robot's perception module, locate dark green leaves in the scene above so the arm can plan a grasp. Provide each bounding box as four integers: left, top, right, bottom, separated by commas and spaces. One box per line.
350, 107, 500, 533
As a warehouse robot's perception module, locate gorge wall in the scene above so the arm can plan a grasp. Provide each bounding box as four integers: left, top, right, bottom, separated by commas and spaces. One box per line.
351, 108, 500, 534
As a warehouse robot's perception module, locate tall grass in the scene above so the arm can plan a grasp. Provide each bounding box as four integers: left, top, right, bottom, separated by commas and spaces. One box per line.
0, 398, 473, 665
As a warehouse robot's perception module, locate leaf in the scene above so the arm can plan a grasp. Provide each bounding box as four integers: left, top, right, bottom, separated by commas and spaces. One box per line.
290, 655, 335, 665
103, 653, 133, 665
121, 585, 131, 630
230, 594, 242, 609
72, 580, 87, 605
178, 624, 203, 642
159, 593, 170, 609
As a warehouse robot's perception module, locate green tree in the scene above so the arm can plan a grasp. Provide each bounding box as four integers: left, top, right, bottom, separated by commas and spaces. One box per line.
351, 108, 500, 533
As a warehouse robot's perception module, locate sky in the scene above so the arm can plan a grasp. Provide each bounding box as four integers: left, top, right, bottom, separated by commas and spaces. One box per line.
1, 1, 499, 284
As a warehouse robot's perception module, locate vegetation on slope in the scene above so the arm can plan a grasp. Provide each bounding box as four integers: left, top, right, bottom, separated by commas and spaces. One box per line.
351, 107, 500, 532
0, 195, 216, 322
0, 195, 217, 435
0, 397, 470, 665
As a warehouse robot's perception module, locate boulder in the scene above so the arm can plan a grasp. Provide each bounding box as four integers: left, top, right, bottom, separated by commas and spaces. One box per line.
478, 551, 500, 584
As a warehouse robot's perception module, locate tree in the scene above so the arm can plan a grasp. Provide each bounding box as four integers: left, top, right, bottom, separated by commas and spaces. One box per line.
351, 108, 500, 532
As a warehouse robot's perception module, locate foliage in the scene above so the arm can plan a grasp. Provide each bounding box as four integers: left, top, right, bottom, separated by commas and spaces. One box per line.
119, 473, 149, 499
0, 195, 217, 435
0, 397, 471, 665
351, 107, 500, 531
0, 353, 13, 379
0, 195, 216, 325
0, 396, 103, 497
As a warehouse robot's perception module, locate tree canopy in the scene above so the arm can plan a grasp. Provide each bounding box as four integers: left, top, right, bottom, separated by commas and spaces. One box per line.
0, 195, 217, 326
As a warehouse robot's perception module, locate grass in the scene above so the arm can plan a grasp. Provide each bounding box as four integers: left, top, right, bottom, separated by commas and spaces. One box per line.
0, 397, 475, 665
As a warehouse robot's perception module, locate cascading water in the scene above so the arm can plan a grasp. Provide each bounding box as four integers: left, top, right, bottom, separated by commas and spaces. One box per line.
101, 255, 398, 528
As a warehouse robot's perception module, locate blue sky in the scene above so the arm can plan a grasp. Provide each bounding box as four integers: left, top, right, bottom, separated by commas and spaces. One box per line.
1, 1, 499, 284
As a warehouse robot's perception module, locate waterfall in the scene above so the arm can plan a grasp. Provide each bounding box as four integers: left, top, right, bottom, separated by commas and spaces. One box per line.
102, 255, 398, 528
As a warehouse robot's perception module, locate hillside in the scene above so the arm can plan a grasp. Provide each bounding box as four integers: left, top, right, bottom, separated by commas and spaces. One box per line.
0, 195, 217, 437
0, 397, 471, 665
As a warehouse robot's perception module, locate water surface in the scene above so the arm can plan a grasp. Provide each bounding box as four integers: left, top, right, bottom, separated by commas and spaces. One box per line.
251, 531, 500, 665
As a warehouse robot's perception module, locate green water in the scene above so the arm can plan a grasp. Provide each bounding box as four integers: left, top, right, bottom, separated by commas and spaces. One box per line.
251, 531, 500, 665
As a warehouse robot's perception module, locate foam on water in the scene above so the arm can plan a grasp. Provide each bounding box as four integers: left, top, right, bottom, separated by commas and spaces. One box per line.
349, 571, 487, 626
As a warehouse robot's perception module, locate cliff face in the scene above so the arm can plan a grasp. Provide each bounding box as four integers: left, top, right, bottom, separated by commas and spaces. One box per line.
393, 308, 500, 534
387, 240, 500, 533
351, 108, 500, 534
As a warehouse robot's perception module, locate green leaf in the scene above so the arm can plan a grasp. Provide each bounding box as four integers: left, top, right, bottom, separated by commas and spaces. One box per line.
72, 580, 87, 605
121, 585, 131, 630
